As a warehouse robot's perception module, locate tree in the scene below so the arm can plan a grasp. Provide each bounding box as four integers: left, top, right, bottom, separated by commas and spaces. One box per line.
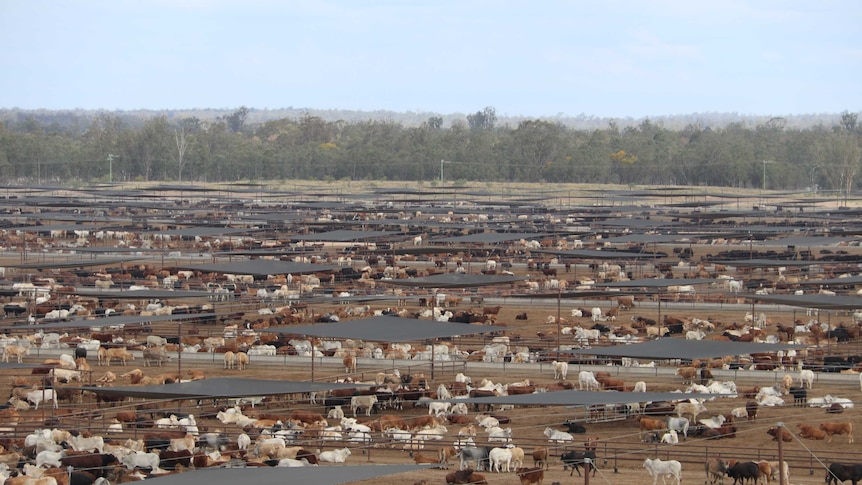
467, 106, 497, 131
172, 126, 191, 182
223, 106, 249, 133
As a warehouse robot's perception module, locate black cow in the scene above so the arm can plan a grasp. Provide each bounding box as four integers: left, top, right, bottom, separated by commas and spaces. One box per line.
826, 463, 862, 485
726, 461, 760, 485
562, 420, 586, 434
561, 450, 597, 477
789, 386, 807, 406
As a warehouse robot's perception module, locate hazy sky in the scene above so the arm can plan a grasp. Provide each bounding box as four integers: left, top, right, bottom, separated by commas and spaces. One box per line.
1, 1, 859, 118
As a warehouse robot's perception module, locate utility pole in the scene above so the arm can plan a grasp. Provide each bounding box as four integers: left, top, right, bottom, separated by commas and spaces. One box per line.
440, 160, 451, 183
761, 160, 774, 191
107, 154, 115, 183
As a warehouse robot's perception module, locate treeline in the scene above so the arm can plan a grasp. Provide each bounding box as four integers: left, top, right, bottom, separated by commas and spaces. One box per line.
0, 107, 859, 192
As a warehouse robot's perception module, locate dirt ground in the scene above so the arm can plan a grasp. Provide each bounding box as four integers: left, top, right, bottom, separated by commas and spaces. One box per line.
3, 298, 861, 485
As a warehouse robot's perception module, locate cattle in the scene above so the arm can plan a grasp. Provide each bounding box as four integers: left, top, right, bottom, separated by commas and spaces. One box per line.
6, 477, 58, 485
676, 366, 697, 384
488, 447, 513, 472
789, 386, 807, 406
726, 461, 760, 485
561, 450, 596, 477
563, 420, 586, 434
26, 388, 58, 409
798, 423, 827, 440
120, 451, 164, 473
223, 351, 236, 369
3, 345, 29, 363
69, 435, 105, 453
666, 417, 689, 439
767, 426, 792, 442
143, 347, 171, 367
351, 395, 378, 416
235, 352, 249, 370
445, 468, 488, 485
800, 368, 815, 388
531, 447, 549, 470
552, 361, 568, 380
516, 467, 544, 485
543, 427, 573, 444
745, 401, 759, 421
704, 457, 728, 485
578, 371, 600, 390
826, 463, 862, 485
643, 458, 681, 485
319, 447, 351, 463
820, 422, 854, 443
103, 348, 134, 365
675, 401, 706, 422
637, 416, 667, 438
159, 449, 192, 470
458, 447, 491, 471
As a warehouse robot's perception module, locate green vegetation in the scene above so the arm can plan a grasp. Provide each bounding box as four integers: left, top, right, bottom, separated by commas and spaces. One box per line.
0, 107, 859, 194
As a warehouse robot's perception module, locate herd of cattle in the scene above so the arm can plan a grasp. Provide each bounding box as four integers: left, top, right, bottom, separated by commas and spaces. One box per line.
2, 185, 862, 484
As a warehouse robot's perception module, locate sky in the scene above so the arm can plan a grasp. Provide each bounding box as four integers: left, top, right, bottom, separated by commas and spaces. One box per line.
0, 0, 859, 118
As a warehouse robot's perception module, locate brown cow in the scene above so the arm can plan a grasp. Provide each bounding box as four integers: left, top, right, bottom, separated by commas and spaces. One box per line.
532, 447, 549, 470
767, 426, 792, 442
820, 421, 854, 443
516, 467, 545, 485
636, 416, 666, 439
797, 423, 826, 440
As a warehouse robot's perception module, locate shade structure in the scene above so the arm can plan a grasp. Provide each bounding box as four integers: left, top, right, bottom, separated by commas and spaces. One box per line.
748, 293, 862, 310
798, 275, 862, 286
5, 256, 146, 269
0, 313, 216, 332
716, 259, 817, 268
553, 339, 804, 360
262, 315, 508, 342
378, 272, 524, 288
74, 377, 362, 400
142, 464, 429, 485
440, 389, 711, 407
286, 229, 402, 242
145, 227, 258, 238
173, 259, 341, 276
62, 288, 214, 300
429, 232, 549, 244
593, 278, 716, 289
532, 249, 654, 259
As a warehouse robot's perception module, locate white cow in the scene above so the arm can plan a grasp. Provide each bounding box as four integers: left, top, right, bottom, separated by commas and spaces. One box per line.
489, 447, 513, 472
643, 458, 682, 485
578, 371, 600, 391
543, 427, 573, 443
799, 369, 815, 389
552, 361, 568, 380
319, 447, 351, 464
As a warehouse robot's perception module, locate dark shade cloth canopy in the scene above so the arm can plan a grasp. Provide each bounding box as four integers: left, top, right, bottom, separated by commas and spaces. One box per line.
0, 313, 216, 332
262, 315, 507, 342
173, 259, 341, 276
594, 278, 716, 288
145, 227, 258, 238
799, 275, 862, 286
511, 290, 639, 299
379, 272, 524, 288
287, 229, 402, 241
531, 249, 653, 259
441, 390, 710, 407
63, 289, 214, 299
555, 339, 804, 360
716, 259, 817, 268
74, 377, 362, 400
5, 256, 146, 269
748, 293, 862, 310
429, 233, 548, 244
143, 465, 429, 485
